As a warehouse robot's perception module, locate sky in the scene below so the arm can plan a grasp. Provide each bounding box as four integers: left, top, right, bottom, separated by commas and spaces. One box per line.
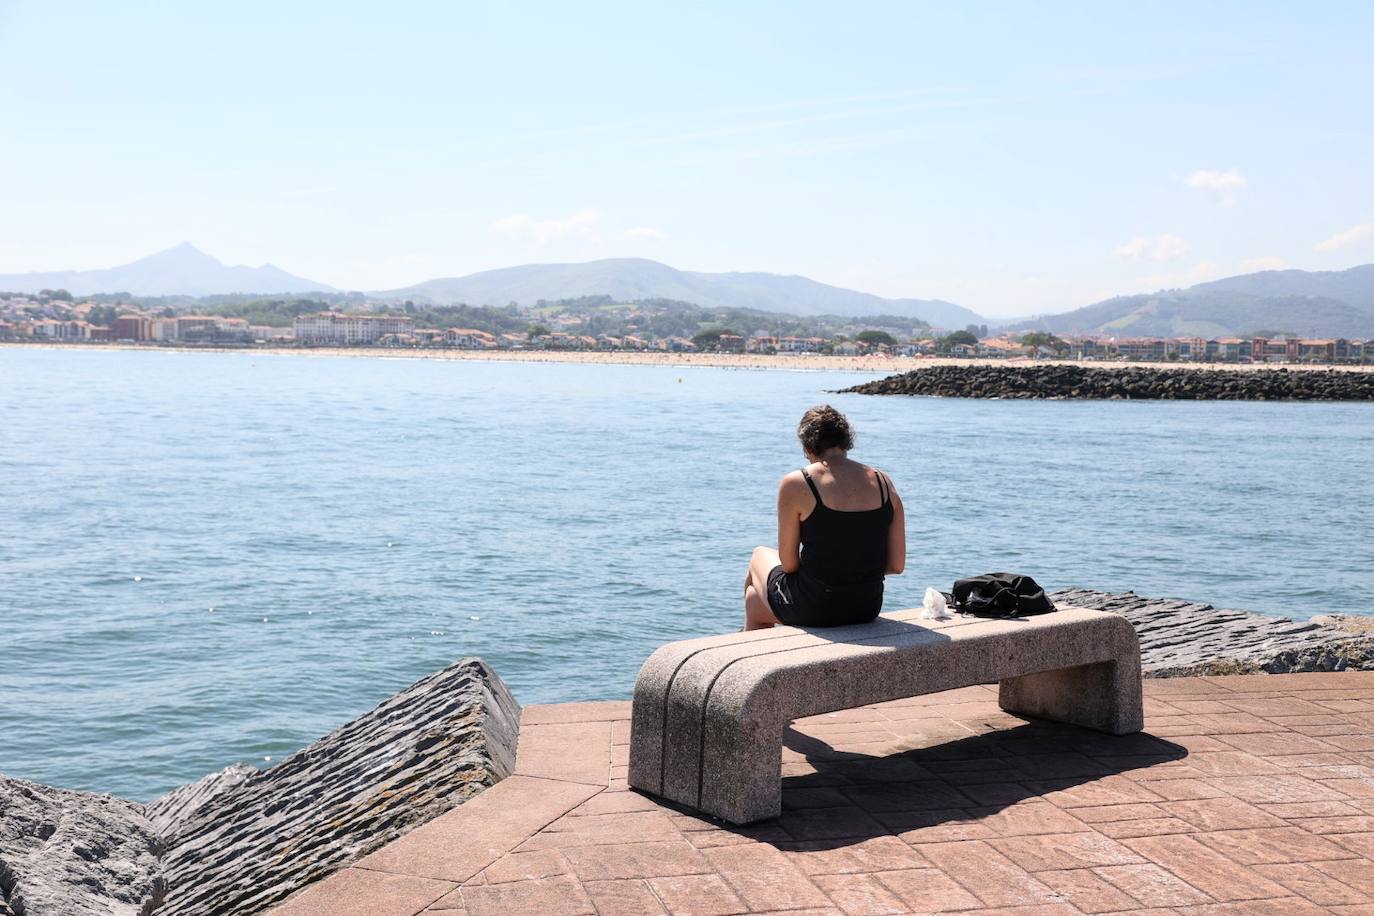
1, 1, 1372, 318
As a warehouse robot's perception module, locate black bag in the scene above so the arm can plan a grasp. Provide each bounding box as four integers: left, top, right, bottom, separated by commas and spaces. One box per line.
948, 573, 1056, 618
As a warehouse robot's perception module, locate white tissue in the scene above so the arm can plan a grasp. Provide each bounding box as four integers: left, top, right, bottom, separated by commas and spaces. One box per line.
921, 587, 952, 620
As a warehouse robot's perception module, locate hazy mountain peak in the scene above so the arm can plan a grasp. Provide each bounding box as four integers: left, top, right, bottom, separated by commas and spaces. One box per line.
0, 244, 334, 297
373, 258, 986, 327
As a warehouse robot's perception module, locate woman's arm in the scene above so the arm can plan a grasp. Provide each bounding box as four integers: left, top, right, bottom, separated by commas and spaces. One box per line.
885, 473, 906, 575
776, 472, 803, 573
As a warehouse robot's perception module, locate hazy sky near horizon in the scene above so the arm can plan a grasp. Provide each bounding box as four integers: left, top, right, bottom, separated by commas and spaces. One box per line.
2, 1, 1372, 317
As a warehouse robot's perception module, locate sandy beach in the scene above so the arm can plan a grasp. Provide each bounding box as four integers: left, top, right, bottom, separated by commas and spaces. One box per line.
7, 340, 1374, 375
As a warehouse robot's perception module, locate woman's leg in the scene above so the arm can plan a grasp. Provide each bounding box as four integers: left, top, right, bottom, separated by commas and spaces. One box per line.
744, 546, 782, 630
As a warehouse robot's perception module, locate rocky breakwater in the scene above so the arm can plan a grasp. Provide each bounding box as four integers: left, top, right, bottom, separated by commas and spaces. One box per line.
0, 657, 520, 916
840, 364, 1374, 400
1059, 588, 1374, 675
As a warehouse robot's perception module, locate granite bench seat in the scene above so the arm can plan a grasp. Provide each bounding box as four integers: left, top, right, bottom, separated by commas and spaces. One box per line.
627, 605, 1143, 824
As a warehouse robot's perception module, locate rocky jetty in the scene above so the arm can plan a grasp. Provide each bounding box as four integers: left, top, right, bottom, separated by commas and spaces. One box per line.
0, 657, 519, 916
0, 778, 163, 916
1057, 588, 1374, 675
156, 657, 519, 916
839, 364, 1374, 400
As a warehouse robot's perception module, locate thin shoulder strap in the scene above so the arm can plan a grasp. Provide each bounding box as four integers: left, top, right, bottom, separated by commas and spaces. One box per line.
875, 469, 890, 506
800, 468, 824, 507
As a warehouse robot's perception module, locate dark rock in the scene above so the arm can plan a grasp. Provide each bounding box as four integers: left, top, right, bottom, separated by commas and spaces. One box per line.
0, 777, 163, 916
143, 764, 255, 843
837, 365, 1374, 400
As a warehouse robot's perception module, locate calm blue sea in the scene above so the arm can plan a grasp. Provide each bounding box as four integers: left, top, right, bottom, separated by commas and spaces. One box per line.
2, 347, 1371, 800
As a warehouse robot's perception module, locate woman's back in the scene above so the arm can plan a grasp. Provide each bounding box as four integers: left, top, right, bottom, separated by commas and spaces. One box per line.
798, 462, 892, 587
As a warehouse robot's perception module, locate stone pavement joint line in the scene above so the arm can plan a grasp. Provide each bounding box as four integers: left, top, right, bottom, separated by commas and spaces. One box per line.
270, 671, 1374, 915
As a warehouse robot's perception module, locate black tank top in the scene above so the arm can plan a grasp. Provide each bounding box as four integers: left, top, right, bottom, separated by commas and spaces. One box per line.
798, 468, 893, 587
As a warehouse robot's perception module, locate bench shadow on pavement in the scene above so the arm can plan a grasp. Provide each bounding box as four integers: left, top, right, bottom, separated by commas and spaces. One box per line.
657, 714, 1188, 850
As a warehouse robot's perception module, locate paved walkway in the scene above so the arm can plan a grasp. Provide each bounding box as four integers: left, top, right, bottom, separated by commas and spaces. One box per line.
273, 672, 1374, 915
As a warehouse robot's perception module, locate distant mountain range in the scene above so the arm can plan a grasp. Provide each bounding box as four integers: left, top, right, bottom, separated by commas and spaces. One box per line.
1013, 265, 1374, 338
371, 258, 985, 328
0, 243, 335, 297
5, 243, 1373, 338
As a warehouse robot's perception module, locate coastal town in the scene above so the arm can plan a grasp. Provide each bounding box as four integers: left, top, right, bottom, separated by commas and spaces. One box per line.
3, 292, 1373, 364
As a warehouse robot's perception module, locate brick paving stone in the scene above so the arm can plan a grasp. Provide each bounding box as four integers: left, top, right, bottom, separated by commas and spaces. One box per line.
1093, 818, 1196, 839
1122, 834, 1291, 900
1294, 815, 1374, 834
1206, 774, 1355, 803
1156, 797, 1286, 830
517, 810, 682, 850
957, 782, 1036, 806
1332, 832, 1374, 857
1039, 868, 1144, 913
1188, 899, 1332, 915
775, 836, 930, 875
1324, 779, 1374, 798
778, 806, 889, 841
567, 791, 661, 816
1268, 752, 1357, 767
916, 840, 1060, 907
1132, 777, 1229, 801
1252, 862, 1371, 905
989, 831, 1146, 871
582, 879, 668, 915
1225, 697, 1337, 717
357, 775, 600, 882
883, 808, 999, 843
1093, 862, 1213, 907
1194, 825, 1354, 864
513, 721, 613, 785
271, 868, 455, 916
647, 873, 749, 915
870, 867, 981, 911
1071, 803, 1168, 823
811, 873, 909, 914
479, 849, 568, 884
1012, 753, 1116, 780
458, 875, 595, 916
520, 701, 632, 724
1174, 751, 1283, 776
701, 844, 832, 911
561, 839, 712, 881
783, 787, 852, 810
1216, 732, 1343, 757
1258, 800, 1363, 818
1035, 777, 1166, 807
844, 780, 976, 812
1312, 858, 1374, 896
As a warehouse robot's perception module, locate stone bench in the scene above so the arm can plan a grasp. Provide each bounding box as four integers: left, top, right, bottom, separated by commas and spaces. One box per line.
628, 606, 1143, 824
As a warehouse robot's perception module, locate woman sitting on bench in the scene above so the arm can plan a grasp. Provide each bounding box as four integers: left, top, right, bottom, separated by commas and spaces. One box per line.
744, 405, 906, 630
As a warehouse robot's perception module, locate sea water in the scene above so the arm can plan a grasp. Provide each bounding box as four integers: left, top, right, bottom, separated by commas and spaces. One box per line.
2, 347, 1371, 799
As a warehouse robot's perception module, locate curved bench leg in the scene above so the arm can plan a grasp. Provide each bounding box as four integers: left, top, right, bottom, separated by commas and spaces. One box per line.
999, 657, 1144, 735
698, 711, 787, 825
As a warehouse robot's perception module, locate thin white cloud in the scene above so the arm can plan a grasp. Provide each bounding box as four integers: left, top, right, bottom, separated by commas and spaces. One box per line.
1114, 233, 1186, 262
492, 208, 600, 243
619, 226, 667, 242
1142, 259, 1220, 290
1238, 256, 1286, 272
1187, 169, 1247, 206
1315, 222, 1373, 252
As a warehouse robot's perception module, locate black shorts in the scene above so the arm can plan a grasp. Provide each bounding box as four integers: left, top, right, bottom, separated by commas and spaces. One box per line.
766, 565, 883, 628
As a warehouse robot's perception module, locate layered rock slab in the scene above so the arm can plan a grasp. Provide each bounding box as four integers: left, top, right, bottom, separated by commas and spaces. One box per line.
1056, 587, 1374, 674
156, 656, 519, 916
0, 776, 163, 916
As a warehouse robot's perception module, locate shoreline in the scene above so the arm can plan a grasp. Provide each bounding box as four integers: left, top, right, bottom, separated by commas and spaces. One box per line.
7, 340, 1374, 375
